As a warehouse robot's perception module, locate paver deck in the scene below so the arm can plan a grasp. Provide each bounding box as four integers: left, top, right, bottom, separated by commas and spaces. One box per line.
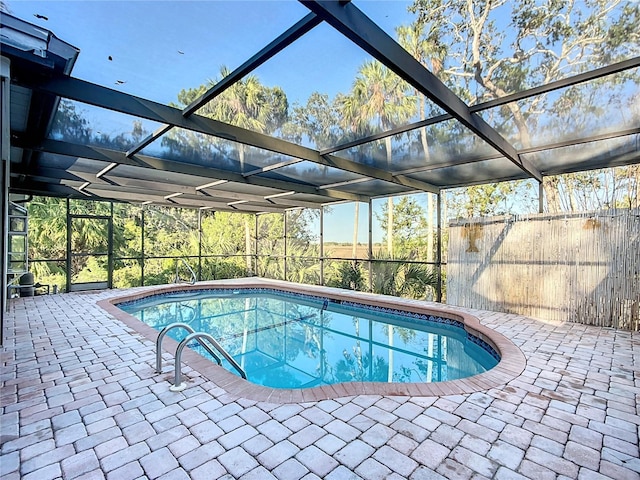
1, 284, 639, 479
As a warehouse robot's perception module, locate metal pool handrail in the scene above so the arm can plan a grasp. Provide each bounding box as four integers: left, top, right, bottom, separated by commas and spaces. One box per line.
155, 322, 247, 392
171, 332, 247, 391
174, 258, 197, 284
155, 322, 222, 373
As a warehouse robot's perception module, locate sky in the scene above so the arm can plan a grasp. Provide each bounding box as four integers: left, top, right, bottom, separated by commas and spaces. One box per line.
7, 1, 637, 241
5, 0, 418, 243
6, 1, 415, 106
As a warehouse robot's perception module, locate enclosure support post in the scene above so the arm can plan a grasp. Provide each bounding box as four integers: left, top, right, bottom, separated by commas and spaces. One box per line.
197, 209, 202, 281
436, 192, 443, 302
254, 214, 258, 276
283, 212, 288, 282
0, 57, 10, 334
65, 199, 71, 293
108, 202, 114, 289
538, 180, 544, 213
320, 207, 324, 285
368, 198, 373, 293
141, 207, 145, 286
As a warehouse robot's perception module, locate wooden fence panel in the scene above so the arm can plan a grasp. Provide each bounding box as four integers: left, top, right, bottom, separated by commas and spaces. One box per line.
447, 209, 640, 330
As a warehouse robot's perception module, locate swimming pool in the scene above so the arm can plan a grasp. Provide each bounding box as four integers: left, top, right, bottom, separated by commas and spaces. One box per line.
102, 279, 526, 401
117, 287, 499, 389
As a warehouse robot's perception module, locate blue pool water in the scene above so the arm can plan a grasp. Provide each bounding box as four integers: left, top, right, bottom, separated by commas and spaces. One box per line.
118, 288, 499, 389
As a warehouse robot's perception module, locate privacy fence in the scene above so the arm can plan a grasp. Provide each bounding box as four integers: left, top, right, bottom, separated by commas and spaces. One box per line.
447, 208, 640, 330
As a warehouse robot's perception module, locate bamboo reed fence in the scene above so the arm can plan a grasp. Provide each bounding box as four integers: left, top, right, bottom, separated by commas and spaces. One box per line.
447, 208, 640, 330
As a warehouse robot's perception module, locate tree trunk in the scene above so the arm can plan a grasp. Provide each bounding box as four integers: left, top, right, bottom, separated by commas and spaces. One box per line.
565, 179, 577, 212
420, 94, 433, 263
385, 137, 394, 255
634, 166, 640, 208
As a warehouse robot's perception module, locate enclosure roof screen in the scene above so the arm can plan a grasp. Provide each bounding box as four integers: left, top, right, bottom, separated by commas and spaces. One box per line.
3, 1, 639, 212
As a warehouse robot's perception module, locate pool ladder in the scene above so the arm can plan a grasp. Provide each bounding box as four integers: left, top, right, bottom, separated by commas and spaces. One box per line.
156, 322, 247, 392
174, 258, 197, 285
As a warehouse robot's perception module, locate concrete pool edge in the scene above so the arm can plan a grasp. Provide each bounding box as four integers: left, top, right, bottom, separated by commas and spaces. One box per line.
98, 278, 527, 403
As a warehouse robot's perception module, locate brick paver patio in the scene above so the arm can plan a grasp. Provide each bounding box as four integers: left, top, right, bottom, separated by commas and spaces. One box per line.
1, 284, 638, 479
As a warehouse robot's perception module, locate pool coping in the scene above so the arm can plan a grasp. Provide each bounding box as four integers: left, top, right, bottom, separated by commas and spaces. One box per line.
98, 278, 527, 402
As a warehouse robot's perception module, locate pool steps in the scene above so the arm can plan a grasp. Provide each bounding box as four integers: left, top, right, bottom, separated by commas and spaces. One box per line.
155, 322, 247, 392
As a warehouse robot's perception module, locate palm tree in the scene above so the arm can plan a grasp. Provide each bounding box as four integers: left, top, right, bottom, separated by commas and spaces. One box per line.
397, 23, 446, 263
338, 61, 416, 255
174, 67, 288, 272
371, 249, 438, 299
181, 66, 288, 170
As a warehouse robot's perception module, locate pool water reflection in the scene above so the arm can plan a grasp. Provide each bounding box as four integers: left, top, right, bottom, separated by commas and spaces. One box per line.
119, 289, 499, 389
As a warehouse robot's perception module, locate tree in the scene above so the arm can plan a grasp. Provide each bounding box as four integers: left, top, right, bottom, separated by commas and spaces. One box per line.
375, 195, 431, 258
338, 61, 417, 254
371, 250, 438, 300
615, 165, 640, 209
396, 20, 447, 153
446, 181, 537, 218
50, 100, 92, 144
281, 209, 321, 284
172, 66, 288, 169
408, 0, 640, 212
27, 197, 135, 290
282, 92, 344, 150
397, 24, 446, 262
326, 261, 365, 291
170, 66, 290, 272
